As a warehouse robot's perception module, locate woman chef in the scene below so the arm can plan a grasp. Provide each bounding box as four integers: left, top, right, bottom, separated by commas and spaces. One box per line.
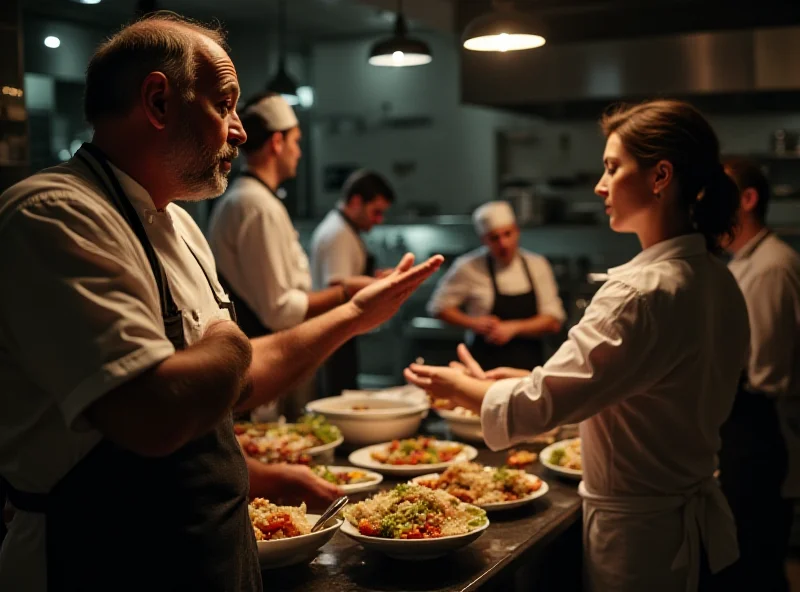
407, 100, 749, 592
427, 201, 566, 370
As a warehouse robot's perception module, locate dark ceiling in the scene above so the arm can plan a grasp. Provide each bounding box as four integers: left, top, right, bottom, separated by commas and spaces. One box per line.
454, 0, 800, 44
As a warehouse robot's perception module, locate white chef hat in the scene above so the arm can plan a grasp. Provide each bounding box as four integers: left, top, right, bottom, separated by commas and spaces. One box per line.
472, 201, 517, 236
243, 94, 299, 132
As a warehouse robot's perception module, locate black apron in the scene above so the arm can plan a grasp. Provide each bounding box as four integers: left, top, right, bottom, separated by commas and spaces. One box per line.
2, 144, 261, 592
469, 254, 545, 371
218, 171, 277, 339
320, 210, 376, 396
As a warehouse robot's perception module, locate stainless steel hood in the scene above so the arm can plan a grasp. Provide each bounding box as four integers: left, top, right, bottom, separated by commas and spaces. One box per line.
461, 26, 800, 114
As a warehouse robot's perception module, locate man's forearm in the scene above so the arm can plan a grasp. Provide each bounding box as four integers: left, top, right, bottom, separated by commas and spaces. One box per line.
305, 285, 347, 320
241, 303, 360, 410
87, 324, 252, 457
513, 315, 562, 338
437, 308, 478, 331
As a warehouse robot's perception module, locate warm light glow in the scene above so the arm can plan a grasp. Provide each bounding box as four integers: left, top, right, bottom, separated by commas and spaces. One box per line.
44, 36, 61, 49
464, 33, 545, 52
2, 86, 23, 97
368, 52, 433, 67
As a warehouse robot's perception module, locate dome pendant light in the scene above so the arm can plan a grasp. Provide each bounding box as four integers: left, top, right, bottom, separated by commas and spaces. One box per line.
369, 0, 432, 67
463, 0, 546, 52
267, 0, 299, 105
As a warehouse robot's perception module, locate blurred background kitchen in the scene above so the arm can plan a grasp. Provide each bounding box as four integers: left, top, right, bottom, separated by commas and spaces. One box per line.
2, 0, 800, 384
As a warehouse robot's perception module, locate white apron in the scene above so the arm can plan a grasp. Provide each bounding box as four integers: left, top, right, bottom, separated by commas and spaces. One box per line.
580, 479, 738, 592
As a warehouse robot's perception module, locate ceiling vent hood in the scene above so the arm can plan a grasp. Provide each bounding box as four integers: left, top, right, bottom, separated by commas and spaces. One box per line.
461, 26, 800, 117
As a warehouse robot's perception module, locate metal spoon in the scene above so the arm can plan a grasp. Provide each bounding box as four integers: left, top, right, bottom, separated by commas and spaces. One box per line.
311, 495, 349, 533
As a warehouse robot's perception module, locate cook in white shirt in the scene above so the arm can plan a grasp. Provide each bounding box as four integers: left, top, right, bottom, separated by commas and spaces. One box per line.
310, 169, 394, 395
427, 201, 566, 371
406, 99, 749, 592
0, 18, 444, 591
718, 157, 800, 592
208, 94, 374, 418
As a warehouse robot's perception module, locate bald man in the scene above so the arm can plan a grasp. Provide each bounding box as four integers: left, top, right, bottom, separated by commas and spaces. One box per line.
0, 13, 441, 591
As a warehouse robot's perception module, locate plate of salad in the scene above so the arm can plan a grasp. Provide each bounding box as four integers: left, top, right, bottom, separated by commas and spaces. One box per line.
340, 483, 489, 560
348, 437, 478, 477
311, 465, 383, 494
235, 414, 344, 463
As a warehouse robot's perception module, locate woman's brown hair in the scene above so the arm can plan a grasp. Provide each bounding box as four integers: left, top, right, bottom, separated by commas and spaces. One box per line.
601, 99, 738, 250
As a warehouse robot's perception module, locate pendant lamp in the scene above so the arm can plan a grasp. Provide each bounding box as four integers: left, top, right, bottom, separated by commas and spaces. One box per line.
462, 0, 546, 52
369, 0, 432, 67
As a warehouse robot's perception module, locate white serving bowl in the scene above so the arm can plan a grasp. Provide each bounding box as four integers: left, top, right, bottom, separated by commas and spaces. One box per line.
340, 518, 489, 561
256, 513, 342, 569
436, 408, 484, 444
306, 396, 428, 447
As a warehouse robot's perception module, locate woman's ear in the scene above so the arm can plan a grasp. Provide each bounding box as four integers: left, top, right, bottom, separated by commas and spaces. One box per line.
652, 159, 674, 197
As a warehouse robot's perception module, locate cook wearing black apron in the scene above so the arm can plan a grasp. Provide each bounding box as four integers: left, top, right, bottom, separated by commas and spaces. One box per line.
469, 254, 545, 372
218, 171, 277, 339
1, 144, 261, 591
320, 209, 376, 396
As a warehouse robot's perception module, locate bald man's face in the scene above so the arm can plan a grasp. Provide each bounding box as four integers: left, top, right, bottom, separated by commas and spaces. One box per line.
166, 35, 246, 200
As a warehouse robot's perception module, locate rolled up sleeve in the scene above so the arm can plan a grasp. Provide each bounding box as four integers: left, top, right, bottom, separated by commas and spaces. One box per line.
426, 259, 472, 317
237, 210, 309, 331
480, 282, 657, 450
0, 195, 175, 428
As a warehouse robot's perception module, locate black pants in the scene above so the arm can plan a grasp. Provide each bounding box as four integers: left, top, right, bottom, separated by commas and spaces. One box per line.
711, 389, 792, 592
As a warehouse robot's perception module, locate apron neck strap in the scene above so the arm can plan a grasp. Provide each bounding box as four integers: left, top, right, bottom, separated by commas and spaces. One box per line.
486, 253, 535, 293
76, 143, 178, 318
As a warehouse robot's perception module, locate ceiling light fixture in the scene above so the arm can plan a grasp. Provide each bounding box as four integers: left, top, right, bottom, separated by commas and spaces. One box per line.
462, 0, 546, 52
267, 0, 299, 104
44, 36, 61, 49
369, 0, 432, 67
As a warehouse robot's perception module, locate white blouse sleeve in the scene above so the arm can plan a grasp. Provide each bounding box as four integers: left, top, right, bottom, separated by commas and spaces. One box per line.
481, 280, 661, 450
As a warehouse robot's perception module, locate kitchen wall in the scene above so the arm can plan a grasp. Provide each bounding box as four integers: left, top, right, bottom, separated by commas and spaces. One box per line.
308, 31, 542, 217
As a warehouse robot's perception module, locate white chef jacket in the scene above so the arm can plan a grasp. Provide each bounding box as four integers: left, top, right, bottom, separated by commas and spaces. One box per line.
481, 234, 749, 591
728, 228, 800, 496
427, 247, 566, 322
310, 209, 367, 290
208, 174, 311, 331
0, 157, 233, 591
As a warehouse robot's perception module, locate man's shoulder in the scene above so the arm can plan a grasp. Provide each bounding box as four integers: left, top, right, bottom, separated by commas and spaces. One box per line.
0, 162, 118, 232
311, 211, 350, 247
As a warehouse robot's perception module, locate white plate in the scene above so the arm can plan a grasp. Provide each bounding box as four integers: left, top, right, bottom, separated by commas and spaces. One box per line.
348, 440, 479, 477
306, 436, 344, 457
313, 466, 384, 494
339, 517, 489, 560
256, 513, 342, 569
539, 438, 583, 480
410, 470, 549, 511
